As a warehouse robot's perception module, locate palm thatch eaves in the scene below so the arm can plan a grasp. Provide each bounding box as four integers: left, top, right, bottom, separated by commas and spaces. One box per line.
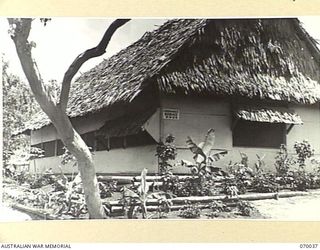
235, 107, 303, 124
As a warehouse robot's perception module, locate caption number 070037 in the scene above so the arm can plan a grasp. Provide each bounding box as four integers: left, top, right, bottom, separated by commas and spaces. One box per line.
300, 244, 319, 248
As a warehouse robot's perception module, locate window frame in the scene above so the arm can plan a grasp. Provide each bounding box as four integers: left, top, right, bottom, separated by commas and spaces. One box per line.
232, 118, 287, 149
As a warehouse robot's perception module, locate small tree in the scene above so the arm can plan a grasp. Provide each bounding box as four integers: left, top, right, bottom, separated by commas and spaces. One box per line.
8, 18, 130, 218
2, 57, 40, 170
294, 140, 314, 171
156, 134, 177, 174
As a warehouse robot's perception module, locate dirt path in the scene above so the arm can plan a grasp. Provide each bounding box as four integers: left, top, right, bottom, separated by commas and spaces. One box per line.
251, 193, 320, 220
2, 195, 320, 221
0, 204, 32, 221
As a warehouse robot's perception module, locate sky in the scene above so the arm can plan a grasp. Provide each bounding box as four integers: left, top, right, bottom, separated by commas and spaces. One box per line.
1, 17, 320, 84
1, 18, 168, 83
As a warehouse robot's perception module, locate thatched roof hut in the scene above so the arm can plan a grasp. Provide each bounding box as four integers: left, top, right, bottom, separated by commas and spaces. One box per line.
20, 18, 320, 134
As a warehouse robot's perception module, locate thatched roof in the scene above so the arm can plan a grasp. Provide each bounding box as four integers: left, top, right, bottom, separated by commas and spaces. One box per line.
20, 18, 320, 133
157, 19, 320, 103
235, 107, 303, 124
96, 109, 156, 137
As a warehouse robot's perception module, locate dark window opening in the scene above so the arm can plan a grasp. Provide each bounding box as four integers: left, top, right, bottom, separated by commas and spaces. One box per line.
42, 141, 55, 157
81, 132, 95, 151
56, 140, 65, 156
32, 131, 157, 157
233, 120, 285, 148
109, 137, 124, 149
32, 143, 43, 150
96, 131, 156, 151
96, 135, 109, 151
126, 131, 156, 147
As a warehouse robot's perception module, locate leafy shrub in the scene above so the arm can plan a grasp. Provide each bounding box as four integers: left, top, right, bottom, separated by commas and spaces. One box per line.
120, 185, 174, 219
174, 177, 206, 197
156, 135, 181, 195
294, 140, 314, 170
26, 190, 49, 208
290, 171, 320, 191
120, 169, 150, 219
249, 154, 279, 193
119, 169, 174, 219
210, 200, 231, 213
227, 153, 253, 177
154, 197, 173, 219
311, 158, 320, 174
275, 144, 295, 176
237, 201, 256, 216
223, 181, 241, 196
12, 170, 30, 185
291, 171, 309, 191
273, 141, 318, 191
3, 165, 17, 178
160, 172, 181, 194
178, 201, 201, 219
12, 168, 57, 189
206, 200, 231, 218
29, 178, 47, 189
173, 173, 226, 197
156, 135, 177, 175
250, 174, 278, 193
51, 192, 87, 218
99, 181, 117, 198
29, 146, 45, 160
179, 129, 228, 196
29, 168, 57, 189
60, 147, 77, 166
182, 129, 228, 178
49, 176, 88, 217
225, 153, 254, 195
254, 154, 265, 171
158, 130, 228, 197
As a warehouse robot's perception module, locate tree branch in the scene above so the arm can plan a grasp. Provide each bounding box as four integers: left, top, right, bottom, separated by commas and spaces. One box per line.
58, 18, 130, 111
7, 17, 127, 219
7, 18, 57, 114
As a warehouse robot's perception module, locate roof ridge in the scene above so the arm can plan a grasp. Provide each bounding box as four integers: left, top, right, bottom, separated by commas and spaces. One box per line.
148, 19, 209, 90
293, 18, 320, 69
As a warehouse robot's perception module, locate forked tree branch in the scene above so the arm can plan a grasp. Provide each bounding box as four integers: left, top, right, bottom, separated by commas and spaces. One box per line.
58, 18, 130, 111
7, 18, 57, 113
7, 17, 131, 219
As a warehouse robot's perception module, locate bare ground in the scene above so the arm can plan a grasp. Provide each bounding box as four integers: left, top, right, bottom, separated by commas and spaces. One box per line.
251, 192, 320, 220
0, 204, 32, 221
2, 194, 320, 221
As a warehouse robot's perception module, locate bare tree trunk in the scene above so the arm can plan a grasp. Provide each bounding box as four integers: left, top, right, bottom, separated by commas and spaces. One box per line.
52, 110, 105, 218
8, 18, 129, 219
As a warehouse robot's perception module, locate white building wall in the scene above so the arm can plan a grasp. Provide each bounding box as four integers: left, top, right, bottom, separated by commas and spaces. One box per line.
30, 145, 158, 174
287, 104, 320, 154
29, 96, 320, 174
31, 110, 113, 145
162, 96, 320, 173
161, 96, 232, 148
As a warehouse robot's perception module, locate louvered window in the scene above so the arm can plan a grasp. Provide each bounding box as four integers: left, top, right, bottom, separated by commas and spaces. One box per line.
163, 109, 179, 120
